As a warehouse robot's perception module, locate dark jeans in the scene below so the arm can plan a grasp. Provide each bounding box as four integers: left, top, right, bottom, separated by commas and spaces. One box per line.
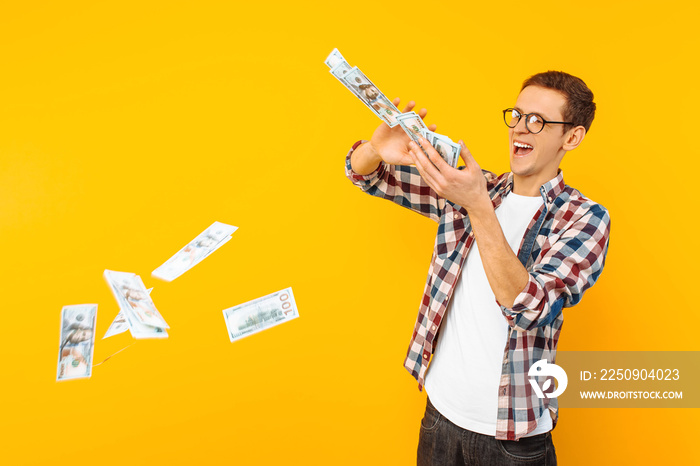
417, 398, 557, 465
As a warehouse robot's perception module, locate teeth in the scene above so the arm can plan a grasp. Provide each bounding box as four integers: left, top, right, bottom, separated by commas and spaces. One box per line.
514, 141, 533, 149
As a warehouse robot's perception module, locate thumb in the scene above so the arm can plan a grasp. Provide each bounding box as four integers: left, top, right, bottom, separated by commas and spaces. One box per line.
458, 140, 473, 162
459, 140, 481, 170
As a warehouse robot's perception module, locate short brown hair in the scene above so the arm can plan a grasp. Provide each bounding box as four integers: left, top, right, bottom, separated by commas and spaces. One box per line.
521, 71, 596, 132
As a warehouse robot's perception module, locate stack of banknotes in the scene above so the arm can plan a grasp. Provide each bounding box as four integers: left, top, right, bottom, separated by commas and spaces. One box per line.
104, 269, 169, 339
56, 221, 300, 381
325, 48, 461, 168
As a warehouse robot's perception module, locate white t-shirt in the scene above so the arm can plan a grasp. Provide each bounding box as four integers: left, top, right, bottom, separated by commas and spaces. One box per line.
424, 192, 552, 437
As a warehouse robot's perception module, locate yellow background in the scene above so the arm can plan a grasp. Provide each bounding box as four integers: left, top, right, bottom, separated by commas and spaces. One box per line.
1, 1, 697, 464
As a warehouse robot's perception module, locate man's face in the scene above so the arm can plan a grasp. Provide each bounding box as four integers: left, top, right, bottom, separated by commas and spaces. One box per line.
509, 85, 570, 185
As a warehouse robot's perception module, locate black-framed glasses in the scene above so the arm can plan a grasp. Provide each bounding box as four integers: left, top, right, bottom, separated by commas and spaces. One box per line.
502, 108, 574, 134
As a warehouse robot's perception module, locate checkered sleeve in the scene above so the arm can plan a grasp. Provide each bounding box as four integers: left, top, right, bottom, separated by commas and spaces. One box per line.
500, 202, 611, 331
344, 140, 443, 222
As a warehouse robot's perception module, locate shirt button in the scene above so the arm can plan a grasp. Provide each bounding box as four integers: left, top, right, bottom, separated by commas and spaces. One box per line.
469, 232, 474, 238
431, 324, 437, 331
423, 352, 430, 359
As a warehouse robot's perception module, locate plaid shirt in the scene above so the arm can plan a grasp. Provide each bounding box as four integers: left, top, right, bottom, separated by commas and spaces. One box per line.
345, 141, 611, 440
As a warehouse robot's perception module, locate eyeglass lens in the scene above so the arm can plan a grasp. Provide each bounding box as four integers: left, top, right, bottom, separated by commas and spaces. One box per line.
505, 109, 544, 133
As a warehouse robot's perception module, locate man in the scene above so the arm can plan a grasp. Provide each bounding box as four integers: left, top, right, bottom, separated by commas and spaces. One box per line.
345, 71, 610, 465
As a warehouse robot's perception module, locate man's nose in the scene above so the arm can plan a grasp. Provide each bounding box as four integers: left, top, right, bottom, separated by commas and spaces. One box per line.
514, 117, 530, 133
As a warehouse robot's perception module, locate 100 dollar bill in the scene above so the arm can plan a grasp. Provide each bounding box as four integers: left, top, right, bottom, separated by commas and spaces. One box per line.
223, 287, 299, 343
152, 221, 238, 282
104, 269, 169, 330
56, 304, 97, 382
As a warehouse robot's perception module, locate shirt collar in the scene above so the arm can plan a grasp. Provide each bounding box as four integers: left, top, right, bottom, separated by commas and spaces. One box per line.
503, 170, 565, 204
539, 170, 566, 203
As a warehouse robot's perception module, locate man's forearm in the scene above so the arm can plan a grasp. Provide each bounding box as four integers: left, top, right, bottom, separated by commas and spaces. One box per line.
469, 198, 530, 309
350, 141, 382, 175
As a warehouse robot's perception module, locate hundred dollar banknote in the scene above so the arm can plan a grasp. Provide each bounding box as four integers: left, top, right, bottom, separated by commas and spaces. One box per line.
103, 307, 168, 339
223, 287, 299, 343
103, 310, 129, 339
324, 48, 346, 69
104, 269, 169, 329
103, 288, 155, 339
424, 130, 460, 168
325, 49, 400, 127
396, 111, 428, 142
152, 221, 238, 282
326, 48, 460, 168
56, 304, 97, 381
120, 306, 168, 339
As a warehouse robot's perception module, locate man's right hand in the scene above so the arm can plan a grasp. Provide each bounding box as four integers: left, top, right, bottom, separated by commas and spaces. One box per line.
350, 98, 437, 175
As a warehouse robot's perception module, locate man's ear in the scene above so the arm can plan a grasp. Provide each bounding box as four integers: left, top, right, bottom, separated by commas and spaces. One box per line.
562, 126, 586, 151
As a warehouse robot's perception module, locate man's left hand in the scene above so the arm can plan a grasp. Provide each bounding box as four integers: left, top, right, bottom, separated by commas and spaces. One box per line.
408, 137, 490, 212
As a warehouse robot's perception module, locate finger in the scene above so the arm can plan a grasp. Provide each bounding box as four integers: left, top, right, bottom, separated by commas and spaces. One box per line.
409, 139, 442, 179
418, 136, 449, 171
418, 107, 427, 120
401, 100, 416, 113
458, 140, 481, 170
428, 124, 437, 132
458, 140, 474, 164
408, 144, 440, 189
392, 97, 401, 107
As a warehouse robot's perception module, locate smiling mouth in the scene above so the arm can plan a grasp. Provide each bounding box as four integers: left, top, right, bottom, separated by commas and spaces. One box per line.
513, 141, 533, 156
